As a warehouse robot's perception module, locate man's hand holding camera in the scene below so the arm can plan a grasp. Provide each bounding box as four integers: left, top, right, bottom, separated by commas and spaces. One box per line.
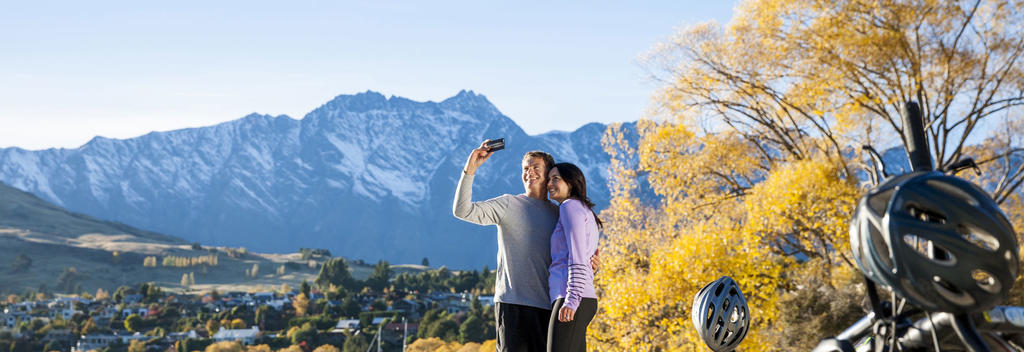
463, 140, 495, 175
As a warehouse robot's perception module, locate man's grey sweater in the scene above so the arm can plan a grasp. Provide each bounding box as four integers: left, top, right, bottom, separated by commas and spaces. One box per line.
453, 173, 559, 310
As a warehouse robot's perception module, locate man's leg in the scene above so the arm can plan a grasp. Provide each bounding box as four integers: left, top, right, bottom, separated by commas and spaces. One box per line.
496, 302, 551, 352
496, 302, 525, 352
525, 305, 552, 351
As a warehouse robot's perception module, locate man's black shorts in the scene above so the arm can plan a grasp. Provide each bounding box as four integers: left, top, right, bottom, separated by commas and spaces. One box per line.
496, 302, 551, 352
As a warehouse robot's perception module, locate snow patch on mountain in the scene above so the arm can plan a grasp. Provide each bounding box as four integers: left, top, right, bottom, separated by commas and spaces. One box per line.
0, 90, 635, 268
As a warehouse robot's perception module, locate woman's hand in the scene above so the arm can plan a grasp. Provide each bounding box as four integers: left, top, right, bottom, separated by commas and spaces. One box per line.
590, 248, 601, 275
558, 306, 576, 322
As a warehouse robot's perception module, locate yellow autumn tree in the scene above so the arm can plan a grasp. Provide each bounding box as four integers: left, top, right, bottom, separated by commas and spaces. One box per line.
292, 293, 310, 317
128, 340, 146, 352
406, 337, 462, 352
595, 0, 1024, 350
276, 345, 303, 352
205, 341, 244, 352
594, 123, 795, 351
312, 344, 341, 352
245, 345, 273, 352
743, 157, 860, 269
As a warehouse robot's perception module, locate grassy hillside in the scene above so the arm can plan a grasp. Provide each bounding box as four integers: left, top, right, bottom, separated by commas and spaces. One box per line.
0, 181, 426, 295
0, 182, 182, 243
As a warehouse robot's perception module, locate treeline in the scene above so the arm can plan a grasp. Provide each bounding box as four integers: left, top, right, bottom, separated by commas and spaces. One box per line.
314, 258, 495, 296
392, 267, 494, 295
417, 298, 495, 344
142, 254, 219, 268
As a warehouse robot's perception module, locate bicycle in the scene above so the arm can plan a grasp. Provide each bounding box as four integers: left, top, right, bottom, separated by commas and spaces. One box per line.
691, 102, 1024, 352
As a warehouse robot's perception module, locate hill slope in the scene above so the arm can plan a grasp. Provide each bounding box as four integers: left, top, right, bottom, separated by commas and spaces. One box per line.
0, 181, 345, 295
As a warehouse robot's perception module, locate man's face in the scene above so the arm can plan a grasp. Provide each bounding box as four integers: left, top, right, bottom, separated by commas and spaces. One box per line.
522, 156, 547, 193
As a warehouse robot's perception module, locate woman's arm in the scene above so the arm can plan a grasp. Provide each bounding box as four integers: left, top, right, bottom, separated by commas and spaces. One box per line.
561, 199, 594, 312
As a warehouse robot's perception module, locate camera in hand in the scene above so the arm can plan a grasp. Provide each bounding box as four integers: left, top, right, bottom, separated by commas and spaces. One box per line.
485, 138, 505, 152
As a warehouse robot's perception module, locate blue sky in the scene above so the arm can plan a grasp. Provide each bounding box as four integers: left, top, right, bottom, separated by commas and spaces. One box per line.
0, 1, 737, 150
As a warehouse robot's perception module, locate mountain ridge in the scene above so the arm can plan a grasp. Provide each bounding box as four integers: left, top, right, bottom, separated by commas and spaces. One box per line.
0, 91, 635, 269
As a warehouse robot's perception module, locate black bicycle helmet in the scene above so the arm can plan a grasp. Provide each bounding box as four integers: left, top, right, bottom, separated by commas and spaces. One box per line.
692, 276, 750, 352
850, 171, 1019, 313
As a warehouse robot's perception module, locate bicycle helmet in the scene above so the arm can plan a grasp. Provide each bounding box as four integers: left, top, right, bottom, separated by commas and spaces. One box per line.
850, 171, 1019, 314
692, 276, 750, 352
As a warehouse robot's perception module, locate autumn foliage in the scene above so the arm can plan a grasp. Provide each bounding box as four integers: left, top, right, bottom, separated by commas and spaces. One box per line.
592, 0, 1024, 350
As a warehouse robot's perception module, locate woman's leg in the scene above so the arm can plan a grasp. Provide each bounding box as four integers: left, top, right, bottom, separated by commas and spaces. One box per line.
547, 298, 598, 352
568, 298, 597, 352
547, 299, 563, 352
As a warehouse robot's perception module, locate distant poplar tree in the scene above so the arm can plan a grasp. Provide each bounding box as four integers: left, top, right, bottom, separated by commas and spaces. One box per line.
315, 258, 355, 291
367, 261, 393, 291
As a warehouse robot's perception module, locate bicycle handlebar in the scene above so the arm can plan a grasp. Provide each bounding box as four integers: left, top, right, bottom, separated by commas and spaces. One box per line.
903, 102, 933, 172
814, 306, 1024, 351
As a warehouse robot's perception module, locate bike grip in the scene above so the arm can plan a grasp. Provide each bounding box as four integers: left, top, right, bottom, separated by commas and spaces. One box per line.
903, 101, 934, 172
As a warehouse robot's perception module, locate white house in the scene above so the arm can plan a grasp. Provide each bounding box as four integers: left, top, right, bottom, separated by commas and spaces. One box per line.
72, 332, 147, 352
476, 295, 495, 306
122, 294, 143, 304
167, 330, 200, 342
253, 292, 275, 304
332, 319, 361, 333
48, 297, 91, 309
97, 306, 120, 320
213, 326, 261, 345
49, 308, 80, 320
73, 333, 121, 352
6, 301, 35, 313
264, 299, 289, 311
0, 313, 19, 329
121, 307, 149, 318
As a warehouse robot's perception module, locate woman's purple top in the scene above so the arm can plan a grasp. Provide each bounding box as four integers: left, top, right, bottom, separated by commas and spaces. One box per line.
548, 198, 599, 310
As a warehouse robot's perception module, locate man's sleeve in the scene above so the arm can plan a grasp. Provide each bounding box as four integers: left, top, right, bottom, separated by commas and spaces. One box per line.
453, 173, 508, 226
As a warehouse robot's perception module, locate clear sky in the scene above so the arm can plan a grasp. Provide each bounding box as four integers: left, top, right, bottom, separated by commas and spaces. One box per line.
0, 1, 737, 150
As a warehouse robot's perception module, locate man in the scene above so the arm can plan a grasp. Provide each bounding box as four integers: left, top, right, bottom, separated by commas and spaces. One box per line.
453, 141, 559, 351
453, 141, 598, 351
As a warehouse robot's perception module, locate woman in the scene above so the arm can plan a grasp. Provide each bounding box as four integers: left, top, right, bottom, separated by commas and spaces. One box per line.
546, 162, 602, 352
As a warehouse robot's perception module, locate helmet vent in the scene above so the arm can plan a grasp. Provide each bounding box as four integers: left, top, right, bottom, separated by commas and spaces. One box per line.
869, 223, 895, 271
903, 234, 956, 265
932, 276, 976, 307
705, 303, 715, 327
927, 179, 979, 206
729, 306, 740, 323
868, 188, 894, 214
908, 205, 946, 224
957, 225, 1000, 252
972, 269, 1002, 293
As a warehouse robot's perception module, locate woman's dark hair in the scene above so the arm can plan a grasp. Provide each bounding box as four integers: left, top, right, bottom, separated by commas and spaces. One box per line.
553, 162, 603, 229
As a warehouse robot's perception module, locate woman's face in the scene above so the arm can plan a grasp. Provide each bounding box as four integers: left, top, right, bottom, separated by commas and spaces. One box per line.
547, 167, 571, 203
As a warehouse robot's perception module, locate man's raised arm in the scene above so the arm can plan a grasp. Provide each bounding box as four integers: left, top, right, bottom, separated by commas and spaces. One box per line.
453, 141, 507, 225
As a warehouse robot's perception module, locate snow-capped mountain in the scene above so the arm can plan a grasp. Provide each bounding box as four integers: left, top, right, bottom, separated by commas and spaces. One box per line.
0, 91, 634, 268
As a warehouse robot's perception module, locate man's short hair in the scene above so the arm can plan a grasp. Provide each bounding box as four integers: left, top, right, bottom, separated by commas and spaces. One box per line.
522, 151, 555, 172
